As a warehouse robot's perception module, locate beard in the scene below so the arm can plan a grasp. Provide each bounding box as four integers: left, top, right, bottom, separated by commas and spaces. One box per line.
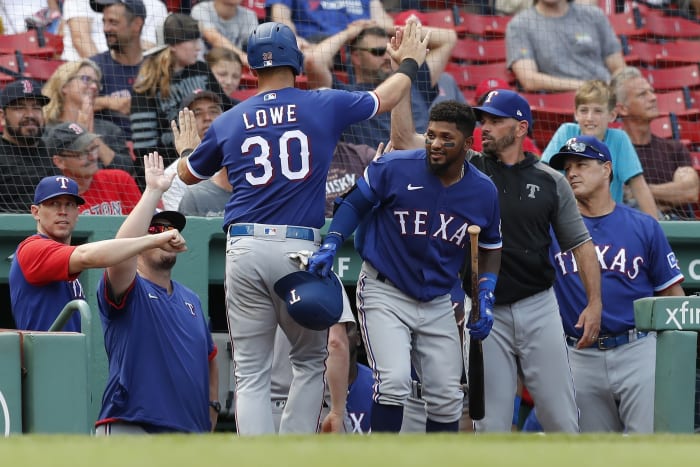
106, 34, 125, 53
5, 119, 42, 146
426, 155, 449, 176
482, 130, 516, 158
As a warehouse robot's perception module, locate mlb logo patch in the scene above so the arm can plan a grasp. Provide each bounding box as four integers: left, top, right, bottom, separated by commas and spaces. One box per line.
667, 252, 679, 270
264, 227, 277, 236
264, 93, 277, 101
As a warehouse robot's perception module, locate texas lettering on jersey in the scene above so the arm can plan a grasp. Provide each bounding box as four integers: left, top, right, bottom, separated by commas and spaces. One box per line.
553, 244, 644, 280
393, 210, 469, 247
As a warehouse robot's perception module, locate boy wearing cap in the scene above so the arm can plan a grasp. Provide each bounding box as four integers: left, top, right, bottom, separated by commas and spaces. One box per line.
468, 89, 602, 433
0, 79, 58, 213
95, 152, 219, 434
46, 122, 142, 215
9, 173, 186, 332
548, 135, 684, 433
541, 80, 658, 218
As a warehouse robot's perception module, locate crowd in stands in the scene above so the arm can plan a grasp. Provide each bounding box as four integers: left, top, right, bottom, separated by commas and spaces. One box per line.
2, 0, 700, 436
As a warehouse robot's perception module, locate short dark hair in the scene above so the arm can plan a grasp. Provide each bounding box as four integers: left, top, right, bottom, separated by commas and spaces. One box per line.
429, 101, 477, 137
350, 27, 388, 48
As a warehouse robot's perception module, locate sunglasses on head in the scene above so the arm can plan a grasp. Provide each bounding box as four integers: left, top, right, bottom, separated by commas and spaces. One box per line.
148, 224, 176, 234
564, 140, 603, 158
354, 46, 387, 57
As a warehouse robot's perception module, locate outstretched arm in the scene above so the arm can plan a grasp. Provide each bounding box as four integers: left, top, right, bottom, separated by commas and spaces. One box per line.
390, 92, 424, 150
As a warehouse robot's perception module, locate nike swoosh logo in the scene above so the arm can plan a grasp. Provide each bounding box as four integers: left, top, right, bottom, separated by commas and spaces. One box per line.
148, 293, 158, 299
407, 184, 424, 191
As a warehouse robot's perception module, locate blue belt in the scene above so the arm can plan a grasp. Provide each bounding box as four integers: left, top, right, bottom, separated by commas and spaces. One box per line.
566, 330, 649, 351
227, 223, 316, 241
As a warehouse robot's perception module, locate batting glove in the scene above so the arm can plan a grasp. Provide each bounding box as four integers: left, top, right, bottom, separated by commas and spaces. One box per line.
467, 289, 494, 341
308, 243, 338, 277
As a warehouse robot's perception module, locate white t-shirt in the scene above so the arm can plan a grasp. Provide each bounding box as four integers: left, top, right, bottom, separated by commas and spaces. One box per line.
0, 0, 47, 34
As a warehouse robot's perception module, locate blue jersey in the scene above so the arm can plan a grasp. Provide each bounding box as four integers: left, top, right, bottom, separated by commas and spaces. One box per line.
358, 150, 502, 301
10, 235, 84, 332
550, 204, 684, 336
347, 363, 374, 434
265, 0, 372, 40
91, 51, 142, 138
96, 274, 215, 433
186, 87, 378, 230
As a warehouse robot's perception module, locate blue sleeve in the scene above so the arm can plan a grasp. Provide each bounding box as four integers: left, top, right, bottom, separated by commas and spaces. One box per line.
326, 178, 377, 246
187, 125, 224, 179
541, 123, 577, 163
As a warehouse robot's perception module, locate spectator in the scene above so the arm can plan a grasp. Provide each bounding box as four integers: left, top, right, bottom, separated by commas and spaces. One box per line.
611, 66, 700, 220
45, 122, 142, 215
191, 0, 259, 66
95, 152, 219, 435
90, 0, 150, 138
548, 135, 685, 433
130, 13, 231, 171
506, 0, 624, 92
541, 79, 658, 218
63, 0, 166, 61
205, 46, 244, 98
8, 173, 186, 332
304, 20, 456, 148
267, 0, 394, 49
176, 20, 430, 435
162, 89, 224, 211
0, 0, 60, 34
470, 90, 602, 432
42, 59, 135, 175
0, 79, 57, 213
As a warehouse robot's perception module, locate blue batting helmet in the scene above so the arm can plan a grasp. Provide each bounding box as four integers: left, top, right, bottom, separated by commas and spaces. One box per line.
274, 271, 343, 331
247, 22, 303, 76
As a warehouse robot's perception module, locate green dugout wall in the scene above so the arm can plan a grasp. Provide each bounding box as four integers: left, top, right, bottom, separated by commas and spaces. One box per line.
0, 215, 698, 430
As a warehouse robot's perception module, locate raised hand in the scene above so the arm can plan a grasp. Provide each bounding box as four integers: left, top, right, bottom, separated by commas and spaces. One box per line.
171, 108, 201, 156
388, 18, 430, 68
143, 152, 176, 193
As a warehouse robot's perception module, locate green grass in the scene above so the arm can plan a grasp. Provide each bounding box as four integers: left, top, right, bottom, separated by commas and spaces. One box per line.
0, 434, 699, 467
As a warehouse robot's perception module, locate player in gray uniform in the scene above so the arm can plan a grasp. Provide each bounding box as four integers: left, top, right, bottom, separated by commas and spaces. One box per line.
548, 136, 685, 433
468, 90, 602, 433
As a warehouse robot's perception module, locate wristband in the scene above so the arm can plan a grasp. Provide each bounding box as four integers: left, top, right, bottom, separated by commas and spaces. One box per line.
323, 232, 344, 249
396, 58, 419, 82
181, 148, 194, 158
478, 272, 497, 294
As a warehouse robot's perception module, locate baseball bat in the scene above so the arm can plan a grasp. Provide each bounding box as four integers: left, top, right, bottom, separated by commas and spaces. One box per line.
467, 224, 485, 421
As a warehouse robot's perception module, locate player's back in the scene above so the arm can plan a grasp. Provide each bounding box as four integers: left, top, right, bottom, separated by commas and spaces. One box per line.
198, 87, 378, 229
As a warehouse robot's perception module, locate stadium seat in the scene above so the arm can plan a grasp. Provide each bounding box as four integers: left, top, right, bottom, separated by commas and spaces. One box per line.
445, 62, 513, 90
689, 151, 700, 171
625, 40, 700, 67
450, 38, 506, 63
454, 12, 511, 38
642, 65, 700, 92
531, 107, 575, 149
655, 89, 699, 118
649, 114, 679, 139
0, 30, 63, 58
607, 9, 647, 39
676, 119, 700, 148
0, 54, 24, 83
643, 14, 700, 40
520, 91, 576, 111
393, 9, 456, 29
18, 55, 64, 82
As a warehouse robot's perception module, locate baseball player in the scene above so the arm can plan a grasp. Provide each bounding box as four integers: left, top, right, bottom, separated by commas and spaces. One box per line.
308, 101, 502, 432
469, 90, 603, 433
174, 20, 430, 435
96, 153, 218, 434
9, 175, 186, 332
548, 136, 685, 433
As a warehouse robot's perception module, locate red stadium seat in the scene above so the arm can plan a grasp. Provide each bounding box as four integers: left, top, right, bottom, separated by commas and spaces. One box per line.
0, 30, 63, 58
393, 9, 456, 29
642, 65, 700, 92
520, 91, 576, 112
607, 10, 648, 39
643, 14, 700, 40
20, 56, 64, 82
450, 38, 506, 63
445, 62, 513, 90
454, 12, 511, 38
655, 89, 700, 118
649, 114, 678, 139
676, 119, 700, 147
531, 107, 575, 149
0, 54, 23, 84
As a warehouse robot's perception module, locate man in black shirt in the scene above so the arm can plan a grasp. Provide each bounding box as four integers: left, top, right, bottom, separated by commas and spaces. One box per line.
0, 80, 57, 212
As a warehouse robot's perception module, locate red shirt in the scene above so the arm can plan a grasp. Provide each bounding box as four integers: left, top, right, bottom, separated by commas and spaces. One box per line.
79, 169, 142, 215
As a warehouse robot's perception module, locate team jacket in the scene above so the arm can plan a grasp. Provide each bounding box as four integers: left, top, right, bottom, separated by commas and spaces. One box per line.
470, 152, 590, 305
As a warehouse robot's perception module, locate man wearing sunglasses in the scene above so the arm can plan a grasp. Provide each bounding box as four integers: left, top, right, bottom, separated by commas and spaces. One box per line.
9, 172, 187, 333
548, 135, 684, 433
95, 152, 219, 434
304, 17, 457, 148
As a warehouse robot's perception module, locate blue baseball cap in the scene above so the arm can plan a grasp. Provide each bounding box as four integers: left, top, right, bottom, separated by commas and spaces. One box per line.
548, 135, 612, 170
474, 89, 533, 129
33, 175, 86, 205
274, 271, 343, 331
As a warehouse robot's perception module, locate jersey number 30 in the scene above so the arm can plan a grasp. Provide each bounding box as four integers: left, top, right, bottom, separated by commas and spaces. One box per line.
242, 130, 310, 186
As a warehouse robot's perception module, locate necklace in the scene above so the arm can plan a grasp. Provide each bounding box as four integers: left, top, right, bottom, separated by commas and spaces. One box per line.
460, 163, 465, 180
